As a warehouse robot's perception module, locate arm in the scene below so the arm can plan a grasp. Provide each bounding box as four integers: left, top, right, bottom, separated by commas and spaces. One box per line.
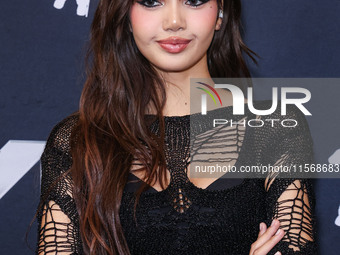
263, 179, 316, 254
36, 116, 82, 254
38, 201, 75, 255
262, 105, 317, 254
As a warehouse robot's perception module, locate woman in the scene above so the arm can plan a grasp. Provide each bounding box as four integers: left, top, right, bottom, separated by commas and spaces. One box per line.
35, 0, 317, 254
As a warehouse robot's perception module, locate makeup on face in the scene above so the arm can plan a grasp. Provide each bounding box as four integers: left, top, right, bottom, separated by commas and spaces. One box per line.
130, 0, 219, 72
156, 36, 192, 54
136, 0, 211, 9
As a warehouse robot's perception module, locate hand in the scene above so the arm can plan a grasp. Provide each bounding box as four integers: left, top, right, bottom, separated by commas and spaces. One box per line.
249, 219, 285, 255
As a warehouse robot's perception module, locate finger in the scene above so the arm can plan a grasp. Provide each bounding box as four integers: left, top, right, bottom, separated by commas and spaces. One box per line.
254, 228, 285, 255
258, 223, 267, 238
251, 219, 281, 251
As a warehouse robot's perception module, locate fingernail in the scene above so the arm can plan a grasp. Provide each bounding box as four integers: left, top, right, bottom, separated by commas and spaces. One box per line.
274, 252, 281, 255
275, 229, 281, 235
271, 219, 276, 226
259, 223, 263, 231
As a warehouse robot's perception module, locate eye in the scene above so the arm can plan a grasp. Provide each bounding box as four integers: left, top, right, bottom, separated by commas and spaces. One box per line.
136, 0, 162, 8
184, 0, 210, 7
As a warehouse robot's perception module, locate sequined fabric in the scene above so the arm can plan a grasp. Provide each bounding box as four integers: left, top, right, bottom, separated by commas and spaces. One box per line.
36, 101, 318, 254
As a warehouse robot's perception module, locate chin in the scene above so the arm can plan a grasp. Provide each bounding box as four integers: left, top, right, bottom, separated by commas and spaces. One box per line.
154, 61, 198, 73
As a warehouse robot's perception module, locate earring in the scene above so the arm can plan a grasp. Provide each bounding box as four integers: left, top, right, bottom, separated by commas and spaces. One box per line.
219, 10, 223, 19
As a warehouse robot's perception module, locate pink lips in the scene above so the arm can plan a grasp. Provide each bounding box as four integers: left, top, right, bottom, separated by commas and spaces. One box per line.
156, 36, 192, 53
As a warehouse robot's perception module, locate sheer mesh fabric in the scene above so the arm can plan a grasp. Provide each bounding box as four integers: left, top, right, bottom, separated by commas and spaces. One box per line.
134, 111, 247, 213
36, 114, 81, 254
258, 105, 317, 253
36, 101, 317, 254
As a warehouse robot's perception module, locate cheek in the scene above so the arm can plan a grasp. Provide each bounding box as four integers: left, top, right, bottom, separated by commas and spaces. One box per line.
189, 5, 218, 36
130, 5, 159, 42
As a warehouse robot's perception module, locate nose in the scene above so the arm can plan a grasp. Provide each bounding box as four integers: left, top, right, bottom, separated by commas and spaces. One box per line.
162, 2, 186, 32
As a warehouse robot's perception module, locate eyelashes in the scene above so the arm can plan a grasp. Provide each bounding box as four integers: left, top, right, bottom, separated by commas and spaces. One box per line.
185, 0, 210, 7
136, 0, 162, 8
136, 0, 210, 9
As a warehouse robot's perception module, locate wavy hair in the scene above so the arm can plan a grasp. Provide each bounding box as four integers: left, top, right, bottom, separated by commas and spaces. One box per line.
68, 0, 257, 254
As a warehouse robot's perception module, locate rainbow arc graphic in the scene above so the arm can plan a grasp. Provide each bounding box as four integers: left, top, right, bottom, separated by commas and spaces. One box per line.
196, 82, 223, 106
196, 82, 223, 115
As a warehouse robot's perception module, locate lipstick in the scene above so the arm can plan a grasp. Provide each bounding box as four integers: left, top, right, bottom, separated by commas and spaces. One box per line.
156, 36, 192, 53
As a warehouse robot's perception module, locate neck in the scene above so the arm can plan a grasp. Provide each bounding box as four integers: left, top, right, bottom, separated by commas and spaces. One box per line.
154, 55, 212, 116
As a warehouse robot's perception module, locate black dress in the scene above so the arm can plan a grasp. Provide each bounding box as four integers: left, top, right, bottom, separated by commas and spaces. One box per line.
36, 101, 318, 254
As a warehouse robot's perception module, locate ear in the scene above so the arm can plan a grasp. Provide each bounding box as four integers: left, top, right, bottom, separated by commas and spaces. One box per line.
215, 11, 223, 31
215, 16, 222, 31
215, 0, 224, 31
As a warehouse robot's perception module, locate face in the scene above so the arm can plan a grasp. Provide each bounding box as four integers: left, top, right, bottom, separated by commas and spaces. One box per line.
129, 0, 222, 73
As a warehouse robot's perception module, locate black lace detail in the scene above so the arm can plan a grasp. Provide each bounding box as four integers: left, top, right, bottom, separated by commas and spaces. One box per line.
149, 115, 193, 213
36, 101, 318, 254
36, 114, 82, 255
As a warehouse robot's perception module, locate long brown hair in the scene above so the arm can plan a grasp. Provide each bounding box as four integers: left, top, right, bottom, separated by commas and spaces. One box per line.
69, 0, 257, 254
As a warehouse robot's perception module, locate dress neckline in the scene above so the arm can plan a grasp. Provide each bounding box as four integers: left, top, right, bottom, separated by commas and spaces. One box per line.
128, 103, 254, 196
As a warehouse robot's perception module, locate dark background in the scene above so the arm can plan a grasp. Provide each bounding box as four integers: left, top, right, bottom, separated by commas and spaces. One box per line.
0, 0, 339, 254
